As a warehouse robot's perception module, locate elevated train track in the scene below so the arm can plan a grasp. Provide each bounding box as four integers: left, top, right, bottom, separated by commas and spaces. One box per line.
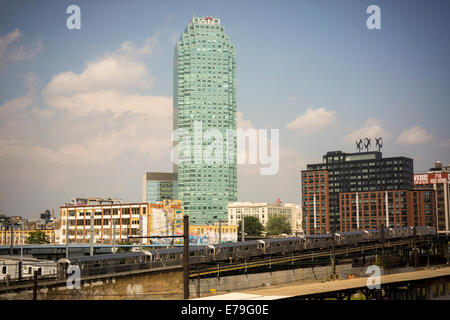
1, 226, 447, 293
189, 237, 435, 278
54, 226, 441, 280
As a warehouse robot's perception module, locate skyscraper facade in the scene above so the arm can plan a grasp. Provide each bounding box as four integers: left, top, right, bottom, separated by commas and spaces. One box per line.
173, 17, 237, 225
142, 172, 178, 203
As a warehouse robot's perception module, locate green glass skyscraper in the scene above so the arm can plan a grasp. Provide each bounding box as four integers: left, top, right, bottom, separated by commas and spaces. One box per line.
174, 17, 237, 225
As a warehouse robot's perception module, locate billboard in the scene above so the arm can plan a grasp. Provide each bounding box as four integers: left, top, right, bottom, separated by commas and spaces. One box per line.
414, 172, 448, 185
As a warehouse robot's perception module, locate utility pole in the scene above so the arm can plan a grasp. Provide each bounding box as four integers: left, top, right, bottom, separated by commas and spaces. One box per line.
139, 214, 143, 253
172, 217, 175, 248
20, 223, 24, 258
65, 213, 69, 259
331, 232, 336, 280
183, 215, 190, 300
10, 220, 14, 255
218, 220, 222, 245
241, 215, 245, 242
380, 224, 385, 268
166, 214, 169, 249
19, 222, 23, 281
112, 219, 116, 254
33, 270, 38, 300
413, 226, 417, 268
89, 212, 94, 256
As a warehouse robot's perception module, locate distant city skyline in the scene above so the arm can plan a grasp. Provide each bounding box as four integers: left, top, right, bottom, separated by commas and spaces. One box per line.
0, 0, 449, 218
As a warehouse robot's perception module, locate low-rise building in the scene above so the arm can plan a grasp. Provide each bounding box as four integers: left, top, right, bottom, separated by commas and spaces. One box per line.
0, 229, 56, 245
59, 199, 184, 245
189, 223, 237, 244
227, 199, 302, 235
58, 198, 238, 245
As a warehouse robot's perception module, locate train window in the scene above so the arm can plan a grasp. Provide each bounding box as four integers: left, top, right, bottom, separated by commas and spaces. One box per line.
245, 246, 249, 251
170, 253, 175, 259
2, 266, 5, 274
190, 251, 195, 256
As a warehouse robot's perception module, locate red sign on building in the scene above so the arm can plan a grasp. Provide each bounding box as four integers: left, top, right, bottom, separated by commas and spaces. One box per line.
414, 172, 448, 185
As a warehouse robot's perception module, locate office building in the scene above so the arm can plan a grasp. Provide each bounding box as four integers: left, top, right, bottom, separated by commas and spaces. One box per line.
173, 17, 237, 225
302, 150, 414, 234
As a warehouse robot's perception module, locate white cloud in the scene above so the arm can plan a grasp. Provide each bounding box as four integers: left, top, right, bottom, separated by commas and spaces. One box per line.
342, 118, 389, 144
43, 55, 154, 95
237, 111, 254, 130
0, 33, 173, 167
0, 29, 42, 65
41, 34, 171, 118
286, 107, 336, 131
43, 90, 172, 118
0, 117, 171, 165
0, 72, 39, 118
397, 126, 433, 145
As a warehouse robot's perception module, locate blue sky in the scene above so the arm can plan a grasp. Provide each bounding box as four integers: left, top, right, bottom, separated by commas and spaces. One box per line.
0, 0, 449, 217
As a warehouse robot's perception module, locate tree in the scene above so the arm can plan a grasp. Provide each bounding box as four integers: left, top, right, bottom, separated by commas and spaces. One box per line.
266, 215, 291, 236
26, 231, 50, 244
237, 216, 264, 237
117, 240, 132, 252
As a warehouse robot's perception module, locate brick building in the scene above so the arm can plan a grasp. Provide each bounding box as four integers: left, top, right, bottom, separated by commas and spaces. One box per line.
339, 189, 435, 232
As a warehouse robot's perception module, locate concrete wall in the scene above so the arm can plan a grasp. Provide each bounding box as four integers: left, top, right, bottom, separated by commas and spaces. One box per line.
0, 270, 184, 300
190, 264, 353, 297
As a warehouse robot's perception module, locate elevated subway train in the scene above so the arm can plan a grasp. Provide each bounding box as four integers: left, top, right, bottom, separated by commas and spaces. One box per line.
57, 226, 436, 278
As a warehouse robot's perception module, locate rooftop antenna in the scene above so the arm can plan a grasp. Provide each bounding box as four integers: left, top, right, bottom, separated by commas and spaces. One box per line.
356, 139, 363, 153
364, 137, 371, 152
375, 137, 383, 151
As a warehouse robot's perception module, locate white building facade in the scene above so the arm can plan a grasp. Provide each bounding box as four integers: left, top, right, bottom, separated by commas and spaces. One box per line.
227, 200, 303, 235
